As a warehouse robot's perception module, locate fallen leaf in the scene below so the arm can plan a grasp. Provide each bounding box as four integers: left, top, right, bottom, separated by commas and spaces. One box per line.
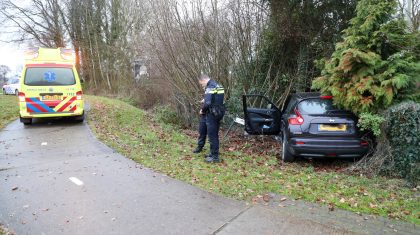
339, 198, 346, 203
12, 187, 18, 191
263, 194, 270, 202
280, 197, 287, 202
328, 203, 334, 211
252, 197, 258, 204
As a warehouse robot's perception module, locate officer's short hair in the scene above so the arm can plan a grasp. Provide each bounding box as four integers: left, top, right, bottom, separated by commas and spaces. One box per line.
199, 74, 210, 81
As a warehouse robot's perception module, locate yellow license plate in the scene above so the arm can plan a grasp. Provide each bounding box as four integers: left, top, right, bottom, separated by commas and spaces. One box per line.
42, 95, 62, 100
319, 124, 347, 131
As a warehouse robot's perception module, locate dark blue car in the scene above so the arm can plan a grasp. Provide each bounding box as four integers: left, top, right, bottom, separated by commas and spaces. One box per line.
243, 92, 369, 162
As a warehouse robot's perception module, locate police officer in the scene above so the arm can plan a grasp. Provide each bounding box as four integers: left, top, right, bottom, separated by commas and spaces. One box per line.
192, 74, 225, 163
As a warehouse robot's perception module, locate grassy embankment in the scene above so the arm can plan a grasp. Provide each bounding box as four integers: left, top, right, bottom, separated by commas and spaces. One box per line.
0, 94, 19, 129
86, 95, 419, 225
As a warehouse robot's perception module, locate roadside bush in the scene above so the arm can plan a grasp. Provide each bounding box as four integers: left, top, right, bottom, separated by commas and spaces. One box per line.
358, 113, 385, 137
153, 105, 183, 128
383, 101, 420, 186
350, 101, 419, 186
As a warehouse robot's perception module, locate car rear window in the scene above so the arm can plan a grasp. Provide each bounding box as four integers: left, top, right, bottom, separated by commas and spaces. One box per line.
298, 98, 337, 114
24, 67, 75, 86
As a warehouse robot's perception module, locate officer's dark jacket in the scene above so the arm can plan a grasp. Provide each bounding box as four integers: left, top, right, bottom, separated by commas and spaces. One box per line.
202, 79, 224, 113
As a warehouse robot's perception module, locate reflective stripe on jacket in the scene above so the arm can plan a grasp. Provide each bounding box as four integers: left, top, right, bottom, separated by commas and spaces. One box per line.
202, 79, 224, 113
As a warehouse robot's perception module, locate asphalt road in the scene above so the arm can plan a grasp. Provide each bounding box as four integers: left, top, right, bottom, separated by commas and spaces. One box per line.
0, 119, 418, 235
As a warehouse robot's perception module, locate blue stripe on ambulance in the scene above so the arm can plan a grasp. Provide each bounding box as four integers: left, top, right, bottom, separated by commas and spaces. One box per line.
30, 98, 55, 112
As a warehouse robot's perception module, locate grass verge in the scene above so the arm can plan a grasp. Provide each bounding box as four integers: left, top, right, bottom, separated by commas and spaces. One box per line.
86, 95, 419, 224
0, 94, 19, 129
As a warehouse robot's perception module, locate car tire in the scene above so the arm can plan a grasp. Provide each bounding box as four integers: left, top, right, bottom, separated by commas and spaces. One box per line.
281, 131, 295, 162
2, 89, 6, 95
15, 89, 19, 96
20, 117, 32, 125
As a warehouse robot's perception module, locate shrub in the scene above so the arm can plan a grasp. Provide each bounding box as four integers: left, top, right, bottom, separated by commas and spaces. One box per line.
349, 101, 419, 186
153, 105, 183, 128
358, 113, 385, 137
383, 101, 420, 186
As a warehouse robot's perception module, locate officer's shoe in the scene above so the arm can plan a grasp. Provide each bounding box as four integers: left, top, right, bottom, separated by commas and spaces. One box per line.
205, 155, 220, 163
192, 147, 203, 153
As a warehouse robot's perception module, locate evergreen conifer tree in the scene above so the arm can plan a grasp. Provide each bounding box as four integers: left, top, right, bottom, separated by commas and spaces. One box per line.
312, 0, 420, 117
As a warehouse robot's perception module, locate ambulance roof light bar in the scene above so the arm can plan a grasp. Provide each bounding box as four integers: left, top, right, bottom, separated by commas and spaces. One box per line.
60, 48, 76, 62
24, 47, 39, 60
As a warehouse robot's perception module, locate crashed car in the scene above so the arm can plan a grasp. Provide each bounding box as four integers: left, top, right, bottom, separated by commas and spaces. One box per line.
243, 92, 369, 162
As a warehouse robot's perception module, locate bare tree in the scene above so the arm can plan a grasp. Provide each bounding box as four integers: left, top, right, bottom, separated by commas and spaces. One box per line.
399, 0, 420, 32
0, 0, 66, 47
148, 0, 268, 125
0, 65, 11, 84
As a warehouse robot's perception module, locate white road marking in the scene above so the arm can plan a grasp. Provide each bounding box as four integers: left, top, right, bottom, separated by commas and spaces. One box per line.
41, 142, 48, 146
69, 177, 84, 186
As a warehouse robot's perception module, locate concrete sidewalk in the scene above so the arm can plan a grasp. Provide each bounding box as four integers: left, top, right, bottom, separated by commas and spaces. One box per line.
0, 119, 418, 234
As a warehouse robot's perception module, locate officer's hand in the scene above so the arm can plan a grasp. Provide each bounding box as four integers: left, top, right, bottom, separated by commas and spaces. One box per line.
200, 99, 204, 104
199, 109, 204, 115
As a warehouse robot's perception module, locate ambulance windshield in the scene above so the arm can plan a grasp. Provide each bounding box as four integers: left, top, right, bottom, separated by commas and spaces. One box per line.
24, 67, 75, 86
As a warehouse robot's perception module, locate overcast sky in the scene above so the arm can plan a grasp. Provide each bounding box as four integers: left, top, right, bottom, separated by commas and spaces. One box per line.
0, 42, 24, 75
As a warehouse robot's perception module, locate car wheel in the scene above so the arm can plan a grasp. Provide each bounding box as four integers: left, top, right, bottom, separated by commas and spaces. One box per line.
282, 131, 295, 162
20, 117, 32, 125
2, 89, 5, 95
15, 89, 19, 95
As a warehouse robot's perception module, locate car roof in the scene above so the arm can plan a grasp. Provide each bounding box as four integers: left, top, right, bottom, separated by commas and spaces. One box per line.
291, 92, 321, 100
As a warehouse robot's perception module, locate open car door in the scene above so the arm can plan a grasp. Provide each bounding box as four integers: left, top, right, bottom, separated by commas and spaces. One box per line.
243, 94, 281, 135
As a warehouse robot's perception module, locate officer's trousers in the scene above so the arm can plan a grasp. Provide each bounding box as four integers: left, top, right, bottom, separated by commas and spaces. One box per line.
197, 115, 207, 148
206, 113, 221, 156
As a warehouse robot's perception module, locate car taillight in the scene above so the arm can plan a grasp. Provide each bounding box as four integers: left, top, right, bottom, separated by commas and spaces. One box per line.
296, 141, 305, 145
360, 141, 369, 146
320, 95, 333, 99
76, 91, 83, 100
18, 92, 25, 102
288, 108, 304, 125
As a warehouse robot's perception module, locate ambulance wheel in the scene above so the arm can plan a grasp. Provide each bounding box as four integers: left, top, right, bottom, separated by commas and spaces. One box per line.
20, 117, 32, 125
74, 112, 85, 123
2, 89, 6, 95
15, 89, 19, 95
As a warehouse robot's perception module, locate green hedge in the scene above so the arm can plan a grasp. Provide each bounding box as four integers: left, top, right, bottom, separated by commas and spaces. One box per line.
384, 101, 420, 186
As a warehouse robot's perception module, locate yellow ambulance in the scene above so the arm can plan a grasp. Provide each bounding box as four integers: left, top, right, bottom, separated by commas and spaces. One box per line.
18, 47, 84, 125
